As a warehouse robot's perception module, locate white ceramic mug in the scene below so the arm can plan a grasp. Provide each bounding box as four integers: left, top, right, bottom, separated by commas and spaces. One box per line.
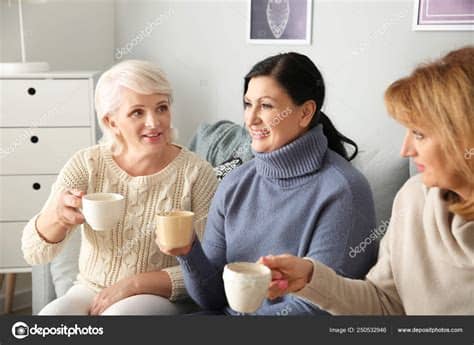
155, 210, 194, 249
223, 262, 271, 313
82, 193, 125, 231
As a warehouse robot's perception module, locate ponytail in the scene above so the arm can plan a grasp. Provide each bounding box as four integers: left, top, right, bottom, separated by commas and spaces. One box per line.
315, 112, 358, 161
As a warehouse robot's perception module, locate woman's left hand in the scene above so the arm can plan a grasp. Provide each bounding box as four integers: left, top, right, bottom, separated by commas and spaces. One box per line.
155, 232, 195, 257
89, 278, 136, 315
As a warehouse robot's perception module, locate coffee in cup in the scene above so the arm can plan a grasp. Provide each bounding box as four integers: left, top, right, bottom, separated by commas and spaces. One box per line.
155, 210, 194, 249
223, 262, 271, 313
82, 193, 125, 231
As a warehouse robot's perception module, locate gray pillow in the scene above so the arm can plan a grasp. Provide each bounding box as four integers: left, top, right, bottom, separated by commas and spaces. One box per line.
189, 121, 253, 166
352, 148, 409, 226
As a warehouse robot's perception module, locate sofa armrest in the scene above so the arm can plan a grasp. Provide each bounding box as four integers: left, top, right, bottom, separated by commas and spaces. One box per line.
32, 264, 56, 315
31, 229, 81, 314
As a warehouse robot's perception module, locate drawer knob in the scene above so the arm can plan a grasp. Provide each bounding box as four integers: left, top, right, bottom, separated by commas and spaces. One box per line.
33, 183, 41, 190
30, 136, 39, 143
27, 87, 36, 95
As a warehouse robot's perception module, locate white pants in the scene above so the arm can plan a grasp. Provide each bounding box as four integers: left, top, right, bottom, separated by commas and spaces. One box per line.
38, 284, 197, 315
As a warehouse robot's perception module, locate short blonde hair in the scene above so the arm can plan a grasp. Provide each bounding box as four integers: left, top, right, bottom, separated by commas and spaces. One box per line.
384, 46, 474, 220
94, 60, 173, 150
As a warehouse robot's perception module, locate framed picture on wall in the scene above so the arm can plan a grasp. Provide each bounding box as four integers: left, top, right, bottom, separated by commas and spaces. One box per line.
248, 0, 312, 44
413, 0, 474, 31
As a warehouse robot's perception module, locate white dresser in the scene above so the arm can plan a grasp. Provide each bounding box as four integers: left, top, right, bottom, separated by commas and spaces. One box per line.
0, 71, 98, 312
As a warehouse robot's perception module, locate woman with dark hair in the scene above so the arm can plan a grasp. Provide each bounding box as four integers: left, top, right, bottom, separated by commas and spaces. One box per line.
259, 47, 474, 315
157, 52, 377, 315
244, 52, 359, 161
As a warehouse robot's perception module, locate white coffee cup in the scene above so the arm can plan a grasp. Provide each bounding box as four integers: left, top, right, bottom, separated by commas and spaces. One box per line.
223, 262, 271, 313
82, 193, 125, 231
155, 210, 194, 249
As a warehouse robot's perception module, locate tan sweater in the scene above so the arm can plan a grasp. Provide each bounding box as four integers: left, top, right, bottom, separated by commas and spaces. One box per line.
22, 145, 218, 301
296, 175, 474, 315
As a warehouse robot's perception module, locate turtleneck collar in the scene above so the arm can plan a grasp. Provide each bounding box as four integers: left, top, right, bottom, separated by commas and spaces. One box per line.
253, 125, 328, 184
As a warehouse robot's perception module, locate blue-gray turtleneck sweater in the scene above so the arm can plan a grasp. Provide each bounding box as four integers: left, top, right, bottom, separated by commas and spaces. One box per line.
177, 125, 377, 315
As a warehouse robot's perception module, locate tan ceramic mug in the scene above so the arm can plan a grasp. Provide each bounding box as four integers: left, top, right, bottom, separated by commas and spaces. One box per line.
155, 210, 195, 249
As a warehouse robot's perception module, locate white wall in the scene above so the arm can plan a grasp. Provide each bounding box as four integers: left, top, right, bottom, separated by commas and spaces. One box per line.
114, 0, 473, 151
0, 0, 115, 70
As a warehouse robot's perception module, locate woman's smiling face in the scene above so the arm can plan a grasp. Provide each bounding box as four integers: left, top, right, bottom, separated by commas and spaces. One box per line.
104, 87, 172, 155
244, 76, 314, 153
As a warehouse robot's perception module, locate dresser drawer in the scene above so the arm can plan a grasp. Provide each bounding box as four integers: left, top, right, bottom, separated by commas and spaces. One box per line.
0, 79, 92, 127
0, 222, 30, 269
0, 175, 57, 221
0, 127, 92, 174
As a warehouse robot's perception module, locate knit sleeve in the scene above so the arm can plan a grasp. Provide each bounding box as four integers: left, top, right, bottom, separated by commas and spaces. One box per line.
21, 149, 91, 265
295, 227, 404, 315
294, 191, 406, 315
162, 160, 218, 301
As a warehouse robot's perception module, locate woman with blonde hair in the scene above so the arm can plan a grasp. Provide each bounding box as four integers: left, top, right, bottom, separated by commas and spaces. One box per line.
22, 60, 218, 315
260, 46, 474, 315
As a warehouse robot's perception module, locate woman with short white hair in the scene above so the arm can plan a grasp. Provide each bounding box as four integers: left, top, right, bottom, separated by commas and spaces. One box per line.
22, 60, 218, 315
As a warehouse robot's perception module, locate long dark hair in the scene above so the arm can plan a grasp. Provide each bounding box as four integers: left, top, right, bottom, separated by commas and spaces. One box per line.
244, 52, 358, 161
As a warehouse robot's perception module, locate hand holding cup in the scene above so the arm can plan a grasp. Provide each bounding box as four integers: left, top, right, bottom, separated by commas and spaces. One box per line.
155, 210, 195, 256
35, 189, 85, 243
259, 254, 314, 300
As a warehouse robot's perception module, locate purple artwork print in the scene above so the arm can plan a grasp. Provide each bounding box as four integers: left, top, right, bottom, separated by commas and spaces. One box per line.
418, 0, 474, 25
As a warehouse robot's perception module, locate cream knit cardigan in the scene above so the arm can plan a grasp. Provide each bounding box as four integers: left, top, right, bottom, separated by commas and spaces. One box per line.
22, 145, 218, 301
296, 175, 474, 315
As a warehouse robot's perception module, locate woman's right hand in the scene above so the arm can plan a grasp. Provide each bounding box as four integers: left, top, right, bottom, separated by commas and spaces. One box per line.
36, 189, 85, 243
259, 254, 314, 300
